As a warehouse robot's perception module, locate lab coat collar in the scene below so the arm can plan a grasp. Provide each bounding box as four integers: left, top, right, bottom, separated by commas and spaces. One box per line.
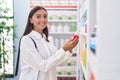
29, 30, 46, 39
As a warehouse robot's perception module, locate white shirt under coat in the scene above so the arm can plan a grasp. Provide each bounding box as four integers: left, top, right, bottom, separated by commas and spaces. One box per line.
19, 30, 72, 80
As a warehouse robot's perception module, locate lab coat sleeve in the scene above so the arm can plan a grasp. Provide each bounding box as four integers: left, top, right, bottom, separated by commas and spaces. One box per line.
58, 51, 72, 66
20, 36, 72, 72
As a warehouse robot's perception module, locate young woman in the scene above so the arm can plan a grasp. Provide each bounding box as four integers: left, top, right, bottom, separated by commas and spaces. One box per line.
19, 6, 79, 80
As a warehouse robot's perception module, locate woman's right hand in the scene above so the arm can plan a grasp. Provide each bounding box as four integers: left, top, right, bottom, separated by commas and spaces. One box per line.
62, 36, 79, 52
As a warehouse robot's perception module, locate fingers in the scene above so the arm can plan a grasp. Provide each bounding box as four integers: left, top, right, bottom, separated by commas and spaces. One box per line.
68, 39, 79, 52
71, 37, 79, 44
68, 35, 79, 43
71, 37, 79, 47
63, 37, 79, 51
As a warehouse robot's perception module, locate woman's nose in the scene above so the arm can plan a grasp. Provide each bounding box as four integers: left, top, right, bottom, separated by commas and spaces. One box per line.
40, 16, 45, 21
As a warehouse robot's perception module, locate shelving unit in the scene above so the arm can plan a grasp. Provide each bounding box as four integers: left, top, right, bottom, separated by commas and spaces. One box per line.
57, 54, 77, 80
79, 0, 120, 80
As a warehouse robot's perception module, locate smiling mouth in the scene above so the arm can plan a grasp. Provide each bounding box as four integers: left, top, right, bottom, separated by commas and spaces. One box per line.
39, 25, 44, 27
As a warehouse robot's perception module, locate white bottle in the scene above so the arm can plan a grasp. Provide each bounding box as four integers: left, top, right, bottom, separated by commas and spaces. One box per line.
57, 23, 63, 32
63, 23, 69, 32
50, 23, 56, 32
60, 38, 65, 47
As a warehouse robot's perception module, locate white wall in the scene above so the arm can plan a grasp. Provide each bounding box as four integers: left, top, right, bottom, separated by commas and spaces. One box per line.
96, 0, 120, 80
13, 0, 30, 80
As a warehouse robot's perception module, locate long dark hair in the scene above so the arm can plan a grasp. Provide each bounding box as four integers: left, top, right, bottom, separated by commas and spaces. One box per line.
23, 6, 49, 42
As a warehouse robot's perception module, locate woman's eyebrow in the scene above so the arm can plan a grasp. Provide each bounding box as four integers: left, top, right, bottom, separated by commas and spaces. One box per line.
35, 13, 48, 15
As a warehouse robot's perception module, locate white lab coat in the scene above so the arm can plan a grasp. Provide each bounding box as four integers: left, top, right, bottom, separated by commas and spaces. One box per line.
19, 30, 72, 80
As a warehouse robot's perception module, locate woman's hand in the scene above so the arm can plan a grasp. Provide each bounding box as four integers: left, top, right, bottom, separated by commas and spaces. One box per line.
62, 36, 79, 52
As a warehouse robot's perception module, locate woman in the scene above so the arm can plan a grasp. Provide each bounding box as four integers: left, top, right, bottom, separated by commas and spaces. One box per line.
19, 6, 79, 80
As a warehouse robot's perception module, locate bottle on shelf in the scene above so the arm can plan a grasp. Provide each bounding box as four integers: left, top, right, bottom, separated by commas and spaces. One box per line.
50, 23, 56, 32
90, 27, 96, 54
60, 38, 65, 47
57, 23, 63, 32
70, 23, 77, 32
63, 23, 70, 32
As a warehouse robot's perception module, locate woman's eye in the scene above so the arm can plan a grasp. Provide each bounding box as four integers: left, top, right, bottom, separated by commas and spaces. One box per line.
36, 14, 47, 19
36, 15, 41, 18
44, 15, 47, 18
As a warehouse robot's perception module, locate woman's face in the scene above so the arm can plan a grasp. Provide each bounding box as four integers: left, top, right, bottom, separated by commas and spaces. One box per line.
30, 9, 48, 33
